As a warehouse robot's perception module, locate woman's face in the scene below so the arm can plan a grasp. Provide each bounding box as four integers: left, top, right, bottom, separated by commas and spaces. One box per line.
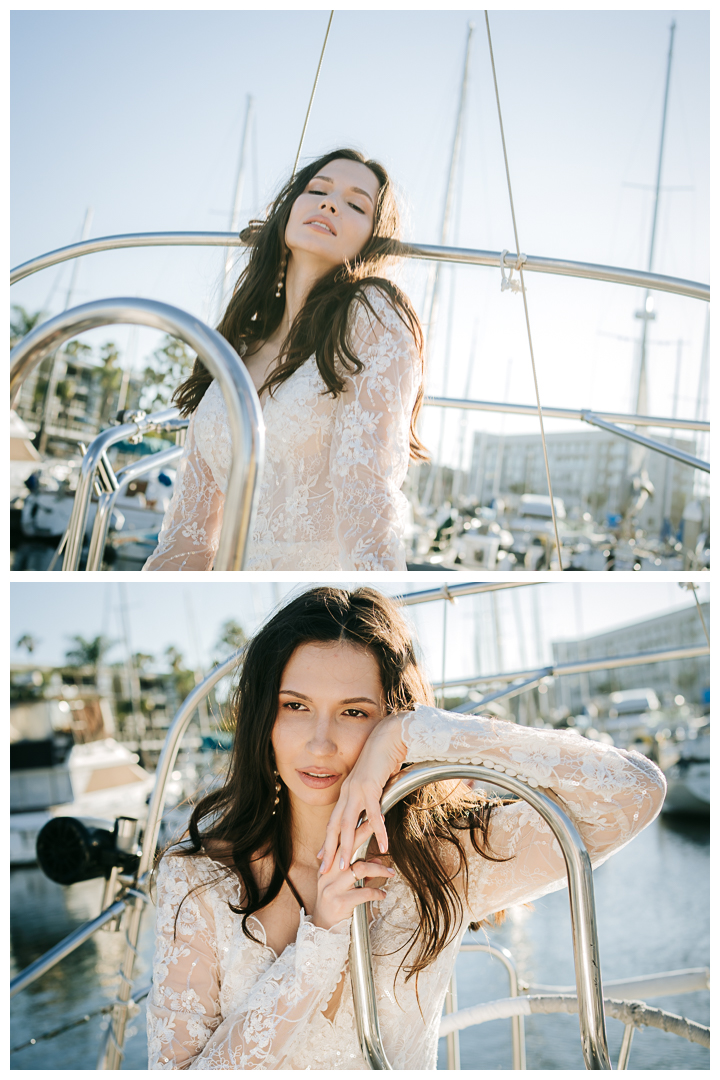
272, 640, 385, 809
284, 158, 381, 272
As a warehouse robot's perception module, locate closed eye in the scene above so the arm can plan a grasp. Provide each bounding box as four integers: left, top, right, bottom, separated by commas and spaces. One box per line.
307, 188, 365, 214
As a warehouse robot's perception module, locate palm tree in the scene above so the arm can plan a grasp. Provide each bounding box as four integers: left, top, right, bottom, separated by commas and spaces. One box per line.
65, 634, 113, 671
10, 305, 46, 348
16, 633, 40, 655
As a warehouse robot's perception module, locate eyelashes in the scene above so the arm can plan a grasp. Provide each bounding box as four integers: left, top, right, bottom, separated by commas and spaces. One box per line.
306, 188, 365, 214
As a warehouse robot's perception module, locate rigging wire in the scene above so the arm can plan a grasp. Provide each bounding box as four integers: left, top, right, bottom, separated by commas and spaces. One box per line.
291, 11, 335, 178
483, 11, 564, 570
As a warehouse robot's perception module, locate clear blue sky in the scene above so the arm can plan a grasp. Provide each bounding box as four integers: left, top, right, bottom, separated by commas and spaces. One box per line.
11, 7, 709, 472
10, 580, 709, 685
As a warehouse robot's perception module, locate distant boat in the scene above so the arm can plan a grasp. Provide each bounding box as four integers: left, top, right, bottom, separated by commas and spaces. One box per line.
662, 720, 710, 815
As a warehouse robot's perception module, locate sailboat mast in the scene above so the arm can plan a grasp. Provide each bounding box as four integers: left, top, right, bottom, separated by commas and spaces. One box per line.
219, 94, 254, 319
38, 207, 94, 456
633, 21, 676, 414
421, 23, 473, 508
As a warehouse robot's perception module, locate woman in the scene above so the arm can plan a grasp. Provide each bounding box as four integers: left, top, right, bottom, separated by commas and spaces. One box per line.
143, 150, 426, 572
147, 587, 666, 1069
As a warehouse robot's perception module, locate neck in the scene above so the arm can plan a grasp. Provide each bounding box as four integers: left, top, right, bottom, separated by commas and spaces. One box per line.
287, 795, 336, 872
272, 250, 332, 344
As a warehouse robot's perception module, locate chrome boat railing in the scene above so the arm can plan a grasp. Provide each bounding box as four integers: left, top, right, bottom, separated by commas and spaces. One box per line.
9, 297, 265, 571
350, 763, 612, 1070
10, 232, 710, 301
85, 443, 187, 571
425, 397, 710, 473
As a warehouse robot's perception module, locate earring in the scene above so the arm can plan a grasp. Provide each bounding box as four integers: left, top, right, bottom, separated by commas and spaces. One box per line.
271, 770, 281, 815
275, 252, 287, 298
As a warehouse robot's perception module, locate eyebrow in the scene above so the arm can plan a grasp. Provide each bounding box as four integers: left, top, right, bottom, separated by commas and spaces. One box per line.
279, 689, 380, 706
313, 175, 374, 203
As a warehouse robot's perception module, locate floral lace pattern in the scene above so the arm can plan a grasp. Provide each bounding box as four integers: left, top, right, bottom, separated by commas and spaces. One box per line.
142, 287, 421, 572
147, 706, 665, 1069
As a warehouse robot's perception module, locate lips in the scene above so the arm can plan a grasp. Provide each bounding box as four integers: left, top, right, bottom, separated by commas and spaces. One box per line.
304, 217, 336, 236
297, 769, 342, 789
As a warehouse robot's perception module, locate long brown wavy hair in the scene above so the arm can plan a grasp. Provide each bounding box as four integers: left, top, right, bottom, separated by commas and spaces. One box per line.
174, 148, 428, 461
165, 587, 511, 983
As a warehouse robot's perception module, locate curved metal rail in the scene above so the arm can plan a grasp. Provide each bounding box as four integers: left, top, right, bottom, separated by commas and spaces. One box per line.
10, 231, 709, 301
9, 298, 265, 571
86, 444, 186, 571
349, 764, 612, 1070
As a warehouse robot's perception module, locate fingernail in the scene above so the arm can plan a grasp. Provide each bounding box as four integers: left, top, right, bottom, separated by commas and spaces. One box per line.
320, 861, 327, 873
339, 857, 345, 871
316, 850, 323, 859
381, 842, 387, 854
388, 867, 396, 875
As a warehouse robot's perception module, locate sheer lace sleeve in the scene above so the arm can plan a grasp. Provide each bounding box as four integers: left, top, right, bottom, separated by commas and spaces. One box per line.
143, 382, 231, 572
147, 855, 352, 1070
329, 287, 421, 571
401, 706, 666, 919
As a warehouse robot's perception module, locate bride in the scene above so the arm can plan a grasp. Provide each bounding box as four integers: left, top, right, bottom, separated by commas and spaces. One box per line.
142, 149, 426, 572
147, 586, 666, 1069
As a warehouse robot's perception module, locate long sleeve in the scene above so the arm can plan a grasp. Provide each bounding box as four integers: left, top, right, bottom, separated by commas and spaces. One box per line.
401, 706, 666, 920
143, 384, 231, 572
329, 287, 421, 571
147, 856, 352, 1070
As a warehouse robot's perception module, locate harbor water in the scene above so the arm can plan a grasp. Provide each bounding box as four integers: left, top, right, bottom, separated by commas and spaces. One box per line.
10, 813, 709, 1070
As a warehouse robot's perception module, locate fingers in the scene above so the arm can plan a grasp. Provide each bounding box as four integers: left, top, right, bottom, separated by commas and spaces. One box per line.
319, 818, 373, 875
341, 808, 384, 873
347, 860, 395, 884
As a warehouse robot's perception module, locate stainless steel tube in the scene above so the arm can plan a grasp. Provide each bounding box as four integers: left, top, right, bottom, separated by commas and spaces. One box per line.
459, 943, 526, 1070
10, 232, 709, 301
425, 396, 710, 432
10, 297, 264, 571
434, 643, 710, 693
99, 648, 245, 1070
85, 444, 186, 571
350, 764, 612, 1070
10, 898, 128, 997
398, 581, 536, 606
580, 412, 709, 472
62, 408, 179, 571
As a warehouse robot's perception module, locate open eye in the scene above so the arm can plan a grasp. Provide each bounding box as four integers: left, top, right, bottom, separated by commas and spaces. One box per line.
343, 707, 369, 718
283, 700, 308, 712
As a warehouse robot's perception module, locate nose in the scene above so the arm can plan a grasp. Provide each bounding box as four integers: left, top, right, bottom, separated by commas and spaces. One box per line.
319, 198, 337, 215
306, 714, 338, 756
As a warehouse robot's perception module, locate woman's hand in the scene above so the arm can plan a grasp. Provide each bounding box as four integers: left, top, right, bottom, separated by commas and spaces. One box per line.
314, 819, 395, 930
318, 713, 408, 876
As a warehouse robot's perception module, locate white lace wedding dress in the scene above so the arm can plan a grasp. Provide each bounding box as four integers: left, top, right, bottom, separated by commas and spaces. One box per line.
147, 705, 666, 1070
142, 287, 421, 572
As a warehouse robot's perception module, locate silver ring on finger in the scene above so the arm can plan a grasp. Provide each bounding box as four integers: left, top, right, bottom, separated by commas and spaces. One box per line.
349, 863, 360, 882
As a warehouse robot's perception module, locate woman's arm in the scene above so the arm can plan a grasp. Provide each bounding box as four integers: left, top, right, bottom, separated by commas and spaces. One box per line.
319, 707, 666, 915
329, 287, 421, 571
143, 385, 230, 571
147, 855, 355, 1070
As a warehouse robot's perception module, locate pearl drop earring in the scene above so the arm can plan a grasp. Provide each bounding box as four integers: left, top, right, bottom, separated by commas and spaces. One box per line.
275, 252, 287, 298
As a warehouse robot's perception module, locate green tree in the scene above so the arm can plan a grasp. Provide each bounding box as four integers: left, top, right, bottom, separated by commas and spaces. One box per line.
140, 336, 195, 412
11, 305, 46, 348
164, 644, 196, 702
96, 341, 125, 424
16, 633, 41, 655
65, 634, 113, 671
215, 620, 247, 657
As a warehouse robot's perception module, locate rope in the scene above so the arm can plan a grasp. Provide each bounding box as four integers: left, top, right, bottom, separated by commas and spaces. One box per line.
291, 12, 335, 178
484, 11, 564, 570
